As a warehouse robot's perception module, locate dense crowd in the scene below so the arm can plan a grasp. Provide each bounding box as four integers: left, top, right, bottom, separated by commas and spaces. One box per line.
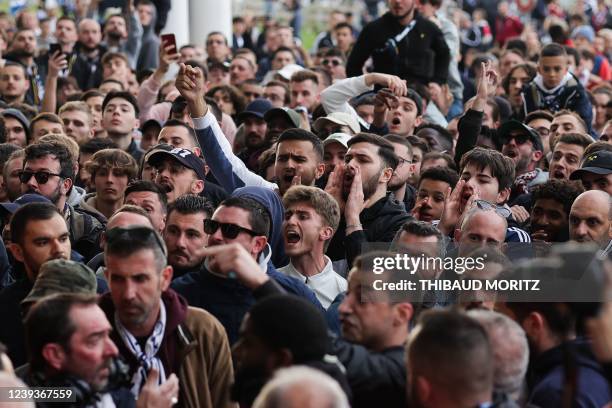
0, 0, 610, 407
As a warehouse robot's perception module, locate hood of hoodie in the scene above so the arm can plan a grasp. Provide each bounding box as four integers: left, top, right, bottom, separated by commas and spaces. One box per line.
231, 186, 288, 268
534, 72, 574, 95
68, 185, 87, 207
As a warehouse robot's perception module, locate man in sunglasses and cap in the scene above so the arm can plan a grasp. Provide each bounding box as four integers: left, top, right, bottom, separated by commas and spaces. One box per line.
101, 225, 235, 407
498, 120, 546, 201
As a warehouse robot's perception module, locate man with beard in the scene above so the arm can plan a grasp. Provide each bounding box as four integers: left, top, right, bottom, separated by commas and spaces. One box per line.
407, 311, 494, 408
236, 99, 274, 172
100, 225, 234, 406
4, 29, 42, 105
148, 146, 227, 207
0, 62, 30, 105
569, 190, 612, 246
0, 202, 71, 367
279, 186, 345, 309
384, 134, 416, 212
529, 179, 584, 243
72, 18, 106, 90
177, 63, 325, 196
171, 193, 322, 343
24, 293, 179, 407
101, 91, 143, 162
498, 120, 545, 201
2, 149, 24, 202
101, 7, 143, 70
346, 0, 450, 87
21, 143, 104, 261
163, 194, 213, 280
412, 167, 459, 223
326, 133, 412, 264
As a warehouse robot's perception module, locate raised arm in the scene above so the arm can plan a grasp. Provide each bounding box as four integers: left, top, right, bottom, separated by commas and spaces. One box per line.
176, 64, 278, 193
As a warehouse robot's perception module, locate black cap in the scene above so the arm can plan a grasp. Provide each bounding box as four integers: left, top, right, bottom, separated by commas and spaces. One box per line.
570, 151, 612, 180
237, 98, 273, 124
498, 120, 544, 152
147, 147, 207, 181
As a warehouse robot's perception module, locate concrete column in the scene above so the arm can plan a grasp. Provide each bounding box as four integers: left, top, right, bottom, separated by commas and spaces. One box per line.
160, 0, 190, 48
189, 0, 232, 48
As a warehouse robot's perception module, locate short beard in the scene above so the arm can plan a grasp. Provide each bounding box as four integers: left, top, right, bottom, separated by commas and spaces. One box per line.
392, 4, 415, 21
515, 155, 532, 176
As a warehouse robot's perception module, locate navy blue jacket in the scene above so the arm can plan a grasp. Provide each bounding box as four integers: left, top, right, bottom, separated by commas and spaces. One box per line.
527, 338, 612, 407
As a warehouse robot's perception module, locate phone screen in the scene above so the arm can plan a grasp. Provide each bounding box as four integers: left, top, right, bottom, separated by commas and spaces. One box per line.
161, 34, 177, 54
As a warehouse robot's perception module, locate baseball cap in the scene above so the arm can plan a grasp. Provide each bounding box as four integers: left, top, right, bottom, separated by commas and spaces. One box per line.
237, 98, 273, 124
264, 107, 301, 129
570, 151, 612, 180
497, 120, 544, 152
208, 60, 230, 72
147, 146, 207, 181
323, 133, 352, 149
22, 259, 97, 306
571, 25, 595, 42
313, 112, 360, 135
0, 193, 52, 216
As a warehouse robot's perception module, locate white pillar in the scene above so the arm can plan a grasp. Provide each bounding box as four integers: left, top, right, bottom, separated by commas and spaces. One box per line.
189, 0, 232, 48
160, 0, 190, 48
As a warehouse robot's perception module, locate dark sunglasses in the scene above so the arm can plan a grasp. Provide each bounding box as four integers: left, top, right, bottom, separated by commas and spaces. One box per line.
322, 59, 342, 67
105, 226, 167, 256
19, 170, 64, 184
474, 199, 511, 219
505, 133, 530, 145
204, 219, 261, 239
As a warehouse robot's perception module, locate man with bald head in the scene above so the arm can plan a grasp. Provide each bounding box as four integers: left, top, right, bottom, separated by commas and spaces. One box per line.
72, 18, 106, 90
569, 190, 612, 246
455, 206, 508, 257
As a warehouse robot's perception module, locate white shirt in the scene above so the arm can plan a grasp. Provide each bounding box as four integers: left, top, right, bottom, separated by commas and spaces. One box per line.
278, 256, 347, 309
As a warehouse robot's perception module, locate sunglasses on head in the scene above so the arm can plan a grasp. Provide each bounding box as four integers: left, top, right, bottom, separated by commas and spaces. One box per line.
19, 170, 64, 184
474, 199, 511, 219
105, 226, 167, 257
204, 219, 261, 239
322, 59, 342, 67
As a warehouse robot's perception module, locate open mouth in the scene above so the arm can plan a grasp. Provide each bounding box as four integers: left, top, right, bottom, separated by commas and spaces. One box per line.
505, 150, 518, 158
391, 117, 401, 126
158, 182, 173, 193
552, 169, 565, 179
285, 230, 301, 244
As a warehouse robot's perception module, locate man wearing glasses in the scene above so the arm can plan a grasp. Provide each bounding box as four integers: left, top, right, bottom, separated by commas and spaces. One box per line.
20, 142, 104, 261
101, 225, 235, 407
172, 194, 322, 344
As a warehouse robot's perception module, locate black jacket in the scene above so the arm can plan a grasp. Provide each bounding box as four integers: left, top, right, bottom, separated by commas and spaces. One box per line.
331, 333, 406, 408
346, 11, 450, 85
527, 338, 612, 407
69, 43, 107, 91
328, 193, 412, 265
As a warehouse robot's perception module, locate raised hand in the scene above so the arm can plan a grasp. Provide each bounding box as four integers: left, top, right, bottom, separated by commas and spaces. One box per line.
137, 369, 180, 408
476, 60, 499, 100
344, 165, 365, 230
439, 179, 480, 236
198, 243, 269, 290
176, 63, 207, 116
325, 163, 346, 213
47, 50, 68, 78
158, 43, 180, 74
366, 73, 408, 97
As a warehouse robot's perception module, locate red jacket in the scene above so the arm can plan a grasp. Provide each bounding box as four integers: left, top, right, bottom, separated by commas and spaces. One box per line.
495, 15, 524, 47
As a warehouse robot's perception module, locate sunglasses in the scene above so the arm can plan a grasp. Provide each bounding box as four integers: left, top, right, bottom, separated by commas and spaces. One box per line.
204, 219, 261, 239
505, 133, 530, 145
105, 226, 167, 256
19, 170, 64, 184
322, 59, 342, 67
474, 199, 511, 219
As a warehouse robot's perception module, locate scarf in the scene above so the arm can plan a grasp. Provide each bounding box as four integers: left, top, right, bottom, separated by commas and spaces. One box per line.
114, 300, 167, 397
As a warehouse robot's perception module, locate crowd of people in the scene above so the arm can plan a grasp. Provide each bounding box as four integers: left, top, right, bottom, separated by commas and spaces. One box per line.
0, 0, 610, 407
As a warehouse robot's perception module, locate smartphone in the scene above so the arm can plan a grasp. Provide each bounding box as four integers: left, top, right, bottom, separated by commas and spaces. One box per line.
49, 43, 62, 56
161, 33, 177, 54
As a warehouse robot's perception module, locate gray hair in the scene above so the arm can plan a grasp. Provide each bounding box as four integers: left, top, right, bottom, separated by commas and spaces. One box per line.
252, 366, 349, 408
467, 310, 529, 399
460, 205, 508, 231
